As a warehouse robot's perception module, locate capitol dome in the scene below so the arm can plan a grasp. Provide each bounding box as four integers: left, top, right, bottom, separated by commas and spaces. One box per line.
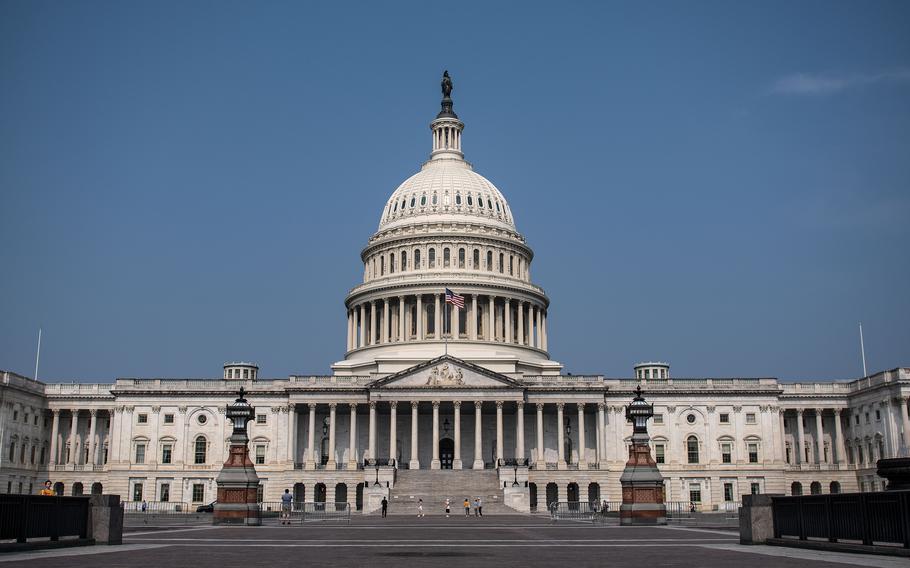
379, 159, 516, 232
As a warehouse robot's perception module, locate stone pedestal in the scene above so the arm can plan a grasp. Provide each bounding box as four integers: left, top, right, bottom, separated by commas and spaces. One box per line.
214, 389, 261, 526
877, 457, 910, 491
619, 434, 667, 525
739, 494, 781, 544
87, 494, 123, 545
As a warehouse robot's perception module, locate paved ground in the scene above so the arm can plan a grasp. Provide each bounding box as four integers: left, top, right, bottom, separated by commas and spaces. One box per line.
1, 515, 906, 567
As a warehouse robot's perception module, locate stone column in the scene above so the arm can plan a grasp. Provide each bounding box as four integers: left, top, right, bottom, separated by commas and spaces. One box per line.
348, 404, 357, 468
416, 295, 424, 340
327, 403, 337, 469
470, 295, 478, 340
557, 403, 566, 469
496, 401, 504, 464
901, 397, 910, 451
68, 410, 79, 465
434, 294, 441, 338
87, 410, 98, 466
504, 298, 512, 343
389, 402, 397, 465
473, 402, 484, 469
542, 310, 548, 351
453, 401, 462, 469
518, 301, 525, 345
358, 304, 365, 348
536, 403, 545, 466
431, 401, 441, 469
779, 409, 788, 463
368, 401, 377, 461
306, 404, 316, 469
49, 410, 60, 467
486, 296, 494, 341
410, 402, 420, 469
383, 299, 390, 343
516, 402, 525, 462
815, 410, 825, 464
535, 307, 542, 349
370, 301, 377, 345
577, 404, 586, 468
288, 404, 297, 464
796, 409, 806, 465
597, 403, 606, 468
834, 409, 846, 466
398, 296, 406, 342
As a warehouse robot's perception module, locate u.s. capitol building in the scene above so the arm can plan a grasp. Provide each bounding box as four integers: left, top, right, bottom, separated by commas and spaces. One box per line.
2, 75, 908, 513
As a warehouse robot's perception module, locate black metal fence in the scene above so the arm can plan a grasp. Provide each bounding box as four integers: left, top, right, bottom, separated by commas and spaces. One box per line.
0, 494, 89, 543
772, 490, 910, 549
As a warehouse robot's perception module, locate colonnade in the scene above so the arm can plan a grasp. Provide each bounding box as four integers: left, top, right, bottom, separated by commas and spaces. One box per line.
346, 293, 547, 352
46, 409, 111, 469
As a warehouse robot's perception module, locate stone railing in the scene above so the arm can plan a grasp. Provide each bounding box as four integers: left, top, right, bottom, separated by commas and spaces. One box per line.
111, 379, 286, 391
522, 375, 603, 385
608, 378, 780, 390
45, 383, 114, 396
2, 371, 46, 395
288, 376, 373, 387
348, 270, 548, 298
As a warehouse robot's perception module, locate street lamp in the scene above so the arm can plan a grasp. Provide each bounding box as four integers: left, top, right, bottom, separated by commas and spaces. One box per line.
625, 385, 654, 433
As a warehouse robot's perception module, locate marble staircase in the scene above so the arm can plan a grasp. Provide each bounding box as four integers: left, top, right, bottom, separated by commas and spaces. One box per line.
387, 469, 512, 514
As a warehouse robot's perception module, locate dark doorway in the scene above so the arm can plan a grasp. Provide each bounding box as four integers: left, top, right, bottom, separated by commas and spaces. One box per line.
293, 483, 305, 502
335, 483, 347, 509
356, 483, 364, 511
587, 483, 600, 507
315, 482, 327, 503
72, 482, 84, 496
545, 482, 558, 510
529, 482, 538, 512
91, 482, 103, 495
439, 438, 454, 469
567, 482, 579, 510
829, 481, 841, 494
53, 482, 64, 496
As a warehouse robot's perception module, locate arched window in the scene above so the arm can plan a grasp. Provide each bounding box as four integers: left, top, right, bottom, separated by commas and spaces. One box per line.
455, 193, 462, 206
428, 248, 435, 269
810, 481, 822, 495
8, 439, 16, 462
509, 255, 514, 275
791, 482, 802, 496
829, 481, 841, 494
467, 195, 473, 206
389, 253, 395, 274
443, 248, 450, 268
458, 248, 465, 268
486, 251, 493, 271
194, 436, 207, 464
478, 195, 484, 208
432, 193, 438, 205
499, 253, 504, 273
393, 201, 398, 212
686, 436, 699, 464
495, 200, 501, 213
401, 198, 406, 210
380, 255, 385, 276
401, 251, 408, 271
420, 194, 427, 206
414, 249, 421, 269
409, 195, 416, 208
473, 249, 480, 269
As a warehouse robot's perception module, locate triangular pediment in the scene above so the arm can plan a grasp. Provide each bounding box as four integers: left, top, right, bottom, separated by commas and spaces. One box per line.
369, 355, 522, 389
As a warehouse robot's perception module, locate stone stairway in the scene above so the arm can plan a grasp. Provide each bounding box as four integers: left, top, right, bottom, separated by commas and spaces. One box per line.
387, 469, 513, 515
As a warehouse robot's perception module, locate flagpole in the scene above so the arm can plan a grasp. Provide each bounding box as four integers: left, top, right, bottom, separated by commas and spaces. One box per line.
444, 288, 448, 357
34, 327, 42, 381
859, 322, 867, 377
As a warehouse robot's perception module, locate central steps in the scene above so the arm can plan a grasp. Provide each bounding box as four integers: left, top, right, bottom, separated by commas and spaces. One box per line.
387, 469, 511, 515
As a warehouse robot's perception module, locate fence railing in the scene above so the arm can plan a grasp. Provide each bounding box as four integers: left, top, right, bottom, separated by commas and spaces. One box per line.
772, 491, 910, 549
121, 501, 192, 513
0, 494, 89, 543
258, 501, 350, 524
548, 501, 621, 523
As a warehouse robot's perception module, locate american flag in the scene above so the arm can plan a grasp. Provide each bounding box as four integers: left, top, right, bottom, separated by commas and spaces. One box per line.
445, 288, 465, 309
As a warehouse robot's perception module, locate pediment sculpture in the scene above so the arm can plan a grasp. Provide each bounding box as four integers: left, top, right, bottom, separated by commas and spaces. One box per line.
425, 363, 465, 387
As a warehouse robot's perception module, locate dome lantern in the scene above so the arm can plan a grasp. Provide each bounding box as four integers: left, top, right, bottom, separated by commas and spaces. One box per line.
430, 70, 465, 162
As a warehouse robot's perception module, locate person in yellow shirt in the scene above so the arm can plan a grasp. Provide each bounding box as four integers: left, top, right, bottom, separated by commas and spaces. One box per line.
39, 480, 54, 496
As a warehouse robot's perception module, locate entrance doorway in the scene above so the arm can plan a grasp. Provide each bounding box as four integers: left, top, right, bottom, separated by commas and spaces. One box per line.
567, 482, 579, 510
439, 438, 454, 469
529, 482, 538, 511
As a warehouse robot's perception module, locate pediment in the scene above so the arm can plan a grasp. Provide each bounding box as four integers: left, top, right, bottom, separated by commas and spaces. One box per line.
370, 355, 522, 389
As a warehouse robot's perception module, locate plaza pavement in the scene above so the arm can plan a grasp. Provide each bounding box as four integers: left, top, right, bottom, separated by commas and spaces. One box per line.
0, 515, 906, 567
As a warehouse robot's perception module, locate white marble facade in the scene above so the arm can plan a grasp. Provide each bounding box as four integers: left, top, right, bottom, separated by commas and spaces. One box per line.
2, 78, 908, 511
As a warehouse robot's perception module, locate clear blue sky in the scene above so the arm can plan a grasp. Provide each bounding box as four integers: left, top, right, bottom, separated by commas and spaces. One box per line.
1, 1, 908, 382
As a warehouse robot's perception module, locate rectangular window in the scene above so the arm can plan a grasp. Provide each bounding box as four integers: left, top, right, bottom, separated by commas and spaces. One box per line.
653, 414, 663, 425
133, 483, 143, 502
748, 443, 759, 463
875, 409, 881, 421
162, 444, 172, 464
750, 482, 760, 495
721, 443, 732, 464
12, 410, 18, 421
689, 485, 702, 503
745, 413, 756, 424
160, 483, 170, 502
865, 412, 870, 424
24, 413, 29, 423
256, 414, 267, 425
719, 413, 730, 424
192, 484, 205, 503
854, 415, 860, 425
135, 443, 146, 464
164, 414, 174, 424
257, 484, 264, 503
137, 413, 148, 424
655, 444, 665, 464
723, 482, 734, 502
255, 445, 266, 465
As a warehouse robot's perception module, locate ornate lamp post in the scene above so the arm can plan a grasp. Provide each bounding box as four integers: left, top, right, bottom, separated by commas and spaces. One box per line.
619, 385, 666, 525
213, 387, 262, 525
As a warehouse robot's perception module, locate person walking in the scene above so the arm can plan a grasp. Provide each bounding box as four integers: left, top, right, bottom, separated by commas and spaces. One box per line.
463, 498, 470, 516
477, 496, 483, 517
444, 498, 450, 518
39, 480, 54, 496
473, 498, 480, 517
280, 488, 293, 525
417, 498, 424, 518
381, 497, 388, 518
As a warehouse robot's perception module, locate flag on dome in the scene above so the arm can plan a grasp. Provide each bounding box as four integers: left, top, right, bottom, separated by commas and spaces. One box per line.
445, 288, 465, 309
